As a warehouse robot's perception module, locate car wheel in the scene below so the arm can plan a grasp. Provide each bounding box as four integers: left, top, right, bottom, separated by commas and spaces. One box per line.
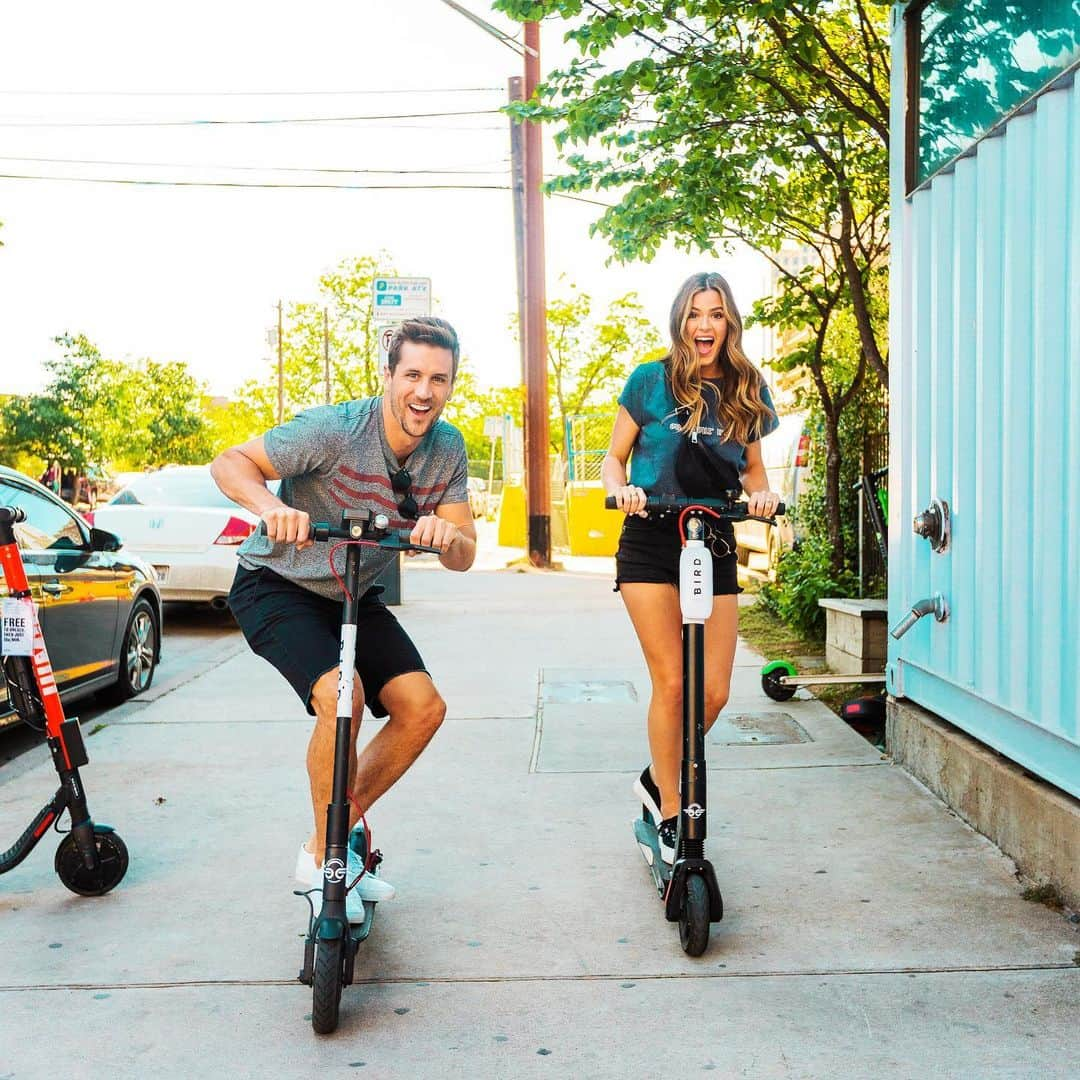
767, 529, 781, 582
102, 598, 158, 704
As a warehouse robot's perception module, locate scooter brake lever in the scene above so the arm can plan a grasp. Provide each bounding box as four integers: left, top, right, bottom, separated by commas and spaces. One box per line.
377, 535, 442, 554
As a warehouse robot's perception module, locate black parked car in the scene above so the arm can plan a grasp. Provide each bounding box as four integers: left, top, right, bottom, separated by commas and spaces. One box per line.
0, 466, 163, 730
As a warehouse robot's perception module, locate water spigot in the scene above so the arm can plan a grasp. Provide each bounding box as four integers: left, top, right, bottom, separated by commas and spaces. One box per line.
913, 498, 950, 553
890, 593, 949, 639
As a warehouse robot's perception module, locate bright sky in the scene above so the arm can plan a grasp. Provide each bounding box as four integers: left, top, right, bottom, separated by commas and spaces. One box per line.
0, 1, 769, 399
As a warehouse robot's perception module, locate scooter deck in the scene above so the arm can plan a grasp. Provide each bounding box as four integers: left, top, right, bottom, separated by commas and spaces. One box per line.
349, 897, 376, 941
633, 816, 671, 896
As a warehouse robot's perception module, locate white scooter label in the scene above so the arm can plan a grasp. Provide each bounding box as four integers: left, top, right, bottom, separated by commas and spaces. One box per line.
1, 598, 35, 656
679, 542, 713, 622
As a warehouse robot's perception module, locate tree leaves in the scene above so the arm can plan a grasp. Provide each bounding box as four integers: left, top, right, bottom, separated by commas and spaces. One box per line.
0, 334, 212, 469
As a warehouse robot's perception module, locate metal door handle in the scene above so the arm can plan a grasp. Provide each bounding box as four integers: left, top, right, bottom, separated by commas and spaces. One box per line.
41, 581, 72, 596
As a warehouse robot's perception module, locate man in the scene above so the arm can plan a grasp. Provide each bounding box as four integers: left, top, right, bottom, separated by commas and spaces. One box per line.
211, 316, 475, 918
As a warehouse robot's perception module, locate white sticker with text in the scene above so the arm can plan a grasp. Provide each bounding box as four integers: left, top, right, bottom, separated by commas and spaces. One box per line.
1, 597, 35, 656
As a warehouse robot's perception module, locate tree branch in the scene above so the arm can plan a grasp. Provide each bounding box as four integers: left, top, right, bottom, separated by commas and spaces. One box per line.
582, 0, 682, 58
838, 189, 889, 387
771, 11, 889, 143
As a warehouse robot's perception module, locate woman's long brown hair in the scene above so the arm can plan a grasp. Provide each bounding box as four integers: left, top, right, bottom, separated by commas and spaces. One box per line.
665, 272, 775, 444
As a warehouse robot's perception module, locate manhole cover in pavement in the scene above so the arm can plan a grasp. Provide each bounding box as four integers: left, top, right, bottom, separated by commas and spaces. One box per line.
541, 679, 638, 704
708, 712, 809, 745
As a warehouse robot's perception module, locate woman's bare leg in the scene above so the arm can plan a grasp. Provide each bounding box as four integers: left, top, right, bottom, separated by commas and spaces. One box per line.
620, 583, 684, 820
621, 585, 741, 820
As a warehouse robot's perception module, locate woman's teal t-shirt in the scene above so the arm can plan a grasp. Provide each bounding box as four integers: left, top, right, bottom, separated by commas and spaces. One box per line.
617, 360, 779, 496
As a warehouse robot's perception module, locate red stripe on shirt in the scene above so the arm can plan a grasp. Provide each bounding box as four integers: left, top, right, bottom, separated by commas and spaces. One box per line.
337, 464, 449, 499
338, 466, 392, 488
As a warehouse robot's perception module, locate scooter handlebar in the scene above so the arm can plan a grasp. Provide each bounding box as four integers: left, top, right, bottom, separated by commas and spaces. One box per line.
0, 506, 27, 525
603, 494, 786, 524
256, 519, 442, 555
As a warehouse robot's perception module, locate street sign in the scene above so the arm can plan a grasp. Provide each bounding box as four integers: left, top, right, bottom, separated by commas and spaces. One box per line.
378, 324, 399, 369
373, 277, 431, 322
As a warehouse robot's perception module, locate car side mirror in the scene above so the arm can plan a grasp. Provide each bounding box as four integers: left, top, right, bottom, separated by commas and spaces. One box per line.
89, 527, 122, 553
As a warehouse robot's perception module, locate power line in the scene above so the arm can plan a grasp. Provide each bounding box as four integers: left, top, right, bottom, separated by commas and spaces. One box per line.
0, 170, 612, 206
0, 109, 502, 128
438, 1, 536, 58
0, 86, 503, 97
0, 154, 511, 176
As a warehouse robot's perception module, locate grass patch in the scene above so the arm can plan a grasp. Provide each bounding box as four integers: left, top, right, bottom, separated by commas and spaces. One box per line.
88, 723, 108, 737
737, 601, 825, 663
1021, 882, 1066, 911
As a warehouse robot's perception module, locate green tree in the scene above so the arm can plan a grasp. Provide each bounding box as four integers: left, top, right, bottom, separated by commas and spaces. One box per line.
441, 369, 524, 474
495, 0, 891, 560
239, 254, 394, 422
546, 286, 663, 453
130, 360, 213, 467
202, 395, 269, 456
1, 335, 141, 469
0, 335, 212, 471
509, 285, 663, 455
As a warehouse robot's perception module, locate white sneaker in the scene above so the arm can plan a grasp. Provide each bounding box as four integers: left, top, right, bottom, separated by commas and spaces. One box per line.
296, 843, 396, 914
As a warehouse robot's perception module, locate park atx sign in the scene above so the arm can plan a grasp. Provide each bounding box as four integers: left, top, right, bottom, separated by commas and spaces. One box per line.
374, 276, 431, 367
373, 277, 431, 321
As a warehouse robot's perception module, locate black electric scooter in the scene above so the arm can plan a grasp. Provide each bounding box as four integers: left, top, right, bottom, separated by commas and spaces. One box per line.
287, 509, 440, 1035
606, 492, 783, 955
0, 505, 129, 894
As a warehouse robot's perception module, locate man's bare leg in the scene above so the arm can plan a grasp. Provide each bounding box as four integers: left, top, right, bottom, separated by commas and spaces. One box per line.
350, 671, 445, 812
305, 667, 364, 863
304, 669, 445, 861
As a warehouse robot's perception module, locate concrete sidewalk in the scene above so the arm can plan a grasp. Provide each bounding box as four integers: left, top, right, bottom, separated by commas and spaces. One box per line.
1, 554, 1077, 1079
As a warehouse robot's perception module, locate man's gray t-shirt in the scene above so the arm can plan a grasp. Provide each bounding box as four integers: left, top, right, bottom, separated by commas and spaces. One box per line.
238, 396, 469, 599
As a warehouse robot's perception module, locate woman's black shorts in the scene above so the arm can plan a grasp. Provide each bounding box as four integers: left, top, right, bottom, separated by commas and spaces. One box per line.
614, 513, 741, 595
227, 564, 427, 718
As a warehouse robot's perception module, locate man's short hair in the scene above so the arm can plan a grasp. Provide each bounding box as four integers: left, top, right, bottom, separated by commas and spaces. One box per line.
387, 317, 460, 381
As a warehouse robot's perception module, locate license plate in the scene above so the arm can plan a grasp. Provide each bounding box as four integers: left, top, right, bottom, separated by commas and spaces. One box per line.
153, 565, 169, 584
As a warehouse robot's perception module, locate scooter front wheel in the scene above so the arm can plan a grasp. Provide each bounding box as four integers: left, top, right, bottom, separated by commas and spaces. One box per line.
679, 873, 711, 956
54, 828, 129, 896
761, 661, 798, 702
311, 936, 345, 1035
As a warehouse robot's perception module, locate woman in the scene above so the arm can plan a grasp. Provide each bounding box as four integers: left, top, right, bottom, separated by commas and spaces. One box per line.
602, 271, 780, 863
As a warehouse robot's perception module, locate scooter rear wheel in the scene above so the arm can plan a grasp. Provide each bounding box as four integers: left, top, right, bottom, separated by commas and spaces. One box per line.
679, 873, 710, 956
311, 936, 345, 1034
54, 829, 129, 896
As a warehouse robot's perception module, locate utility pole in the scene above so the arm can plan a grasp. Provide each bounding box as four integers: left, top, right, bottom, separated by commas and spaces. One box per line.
508, 75, 527, 386
276, 300, 284, 426
522, 20, 551, 567
323, 307, 331, 405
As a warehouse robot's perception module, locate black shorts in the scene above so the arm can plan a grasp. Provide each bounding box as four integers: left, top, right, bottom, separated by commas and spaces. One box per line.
227, 565, 427, 718
614, 513, 741, 595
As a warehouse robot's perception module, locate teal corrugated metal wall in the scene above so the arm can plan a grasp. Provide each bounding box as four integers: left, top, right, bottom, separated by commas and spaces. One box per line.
889, 8, 1080, 798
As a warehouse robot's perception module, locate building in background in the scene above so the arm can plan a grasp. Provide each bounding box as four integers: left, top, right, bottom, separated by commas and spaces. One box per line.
889, 1, 1080, 903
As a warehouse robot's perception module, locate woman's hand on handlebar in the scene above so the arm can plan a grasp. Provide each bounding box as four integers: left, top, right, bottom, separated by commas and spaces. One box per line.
610, 484, 648, 518
408, 514, 461, 557
261, 505, 313, 551
746, 489, 782, 518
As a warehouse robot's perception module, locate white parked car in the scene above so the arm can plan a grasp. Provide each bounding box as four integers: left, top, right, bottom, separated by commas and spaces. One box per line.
733, 411, 811, 579
89, 466, 275, 609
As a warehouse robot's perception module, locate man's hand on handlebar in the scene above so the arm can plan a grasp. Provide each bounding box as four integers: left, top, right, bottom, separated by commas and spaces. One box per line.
609, 484, 648, 518
408, 514, 461, 557
261, 505, 313, 551
746, 489, 782, 518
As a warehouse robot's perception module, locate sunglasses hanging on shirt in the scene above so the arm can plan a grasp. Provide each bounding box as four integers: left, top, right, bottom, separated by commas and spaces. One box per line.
390, 466, 419, 521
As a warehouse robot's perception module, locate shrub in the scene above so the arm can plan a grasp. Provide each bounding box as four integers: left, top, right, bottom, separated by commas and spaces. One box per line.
758, 534, 859, 639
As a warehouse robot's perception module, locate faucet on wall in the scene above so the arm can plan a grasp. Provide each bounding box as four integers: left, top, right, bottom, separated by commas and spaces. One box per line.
890, 593, 949, 639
